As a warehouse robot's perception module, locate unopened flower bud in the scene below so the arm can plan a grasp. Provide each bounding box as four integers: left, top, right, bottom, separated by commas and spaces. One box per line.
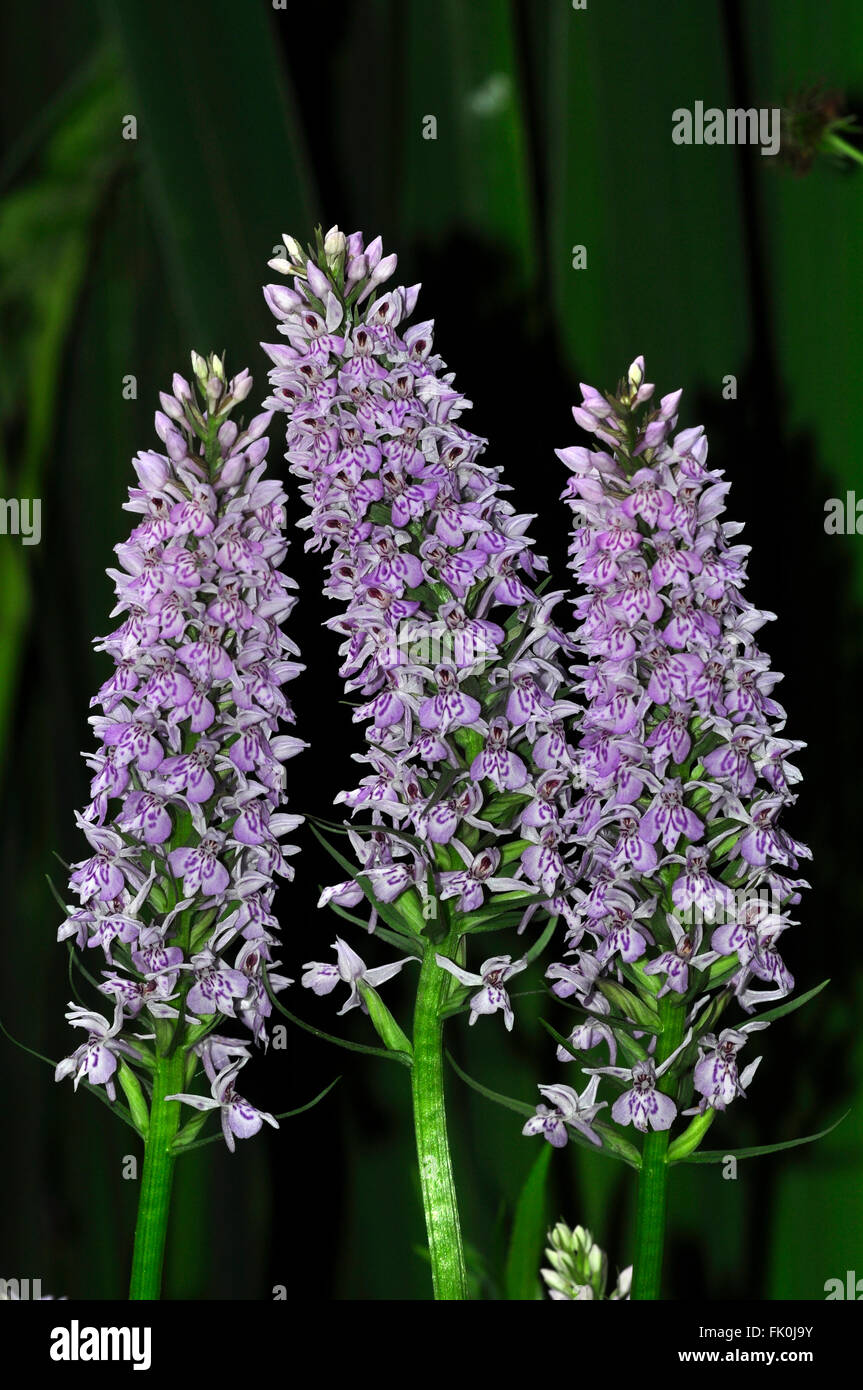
324, 226, 346, 263
281, 233, 304, 263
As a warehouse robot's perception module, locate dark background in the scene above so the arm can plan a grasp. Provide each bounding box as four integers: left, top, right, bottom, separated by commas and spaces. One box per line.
1, 0, 861, 1299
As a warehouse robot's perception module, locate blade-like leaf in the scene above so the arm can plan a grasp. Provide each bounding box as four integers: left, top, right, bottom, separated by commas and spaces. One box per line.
399, 0, 537, 288
592, 1123, 641, 1170
358, 982, 414, 1058
523, 915, 559, 968
325, 898, 424, 958
103, 0, 317, 370
671, 1111, 850, 1164
746, 978, 829, 1028
446, 1051, 639, 1167
665, 1108, 716, 1164
446, 1050, 536, 1118
262, 967, 412, 1068
310, 823, 420, 938
505, 1145, 551, 1301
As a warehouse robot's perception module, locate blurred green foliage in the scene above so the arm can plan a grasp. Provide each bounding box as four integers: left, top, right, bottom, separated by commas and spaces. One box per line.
1, 0, 860, 1299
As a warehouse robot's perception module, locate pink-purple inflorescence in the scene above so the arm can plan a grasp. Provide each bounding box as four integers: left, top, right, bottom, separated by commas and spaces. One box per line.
530, 356, 811, 1145
262, 227, 588, 1030
55, 356, 303, 1152
261, 227, 809, 1154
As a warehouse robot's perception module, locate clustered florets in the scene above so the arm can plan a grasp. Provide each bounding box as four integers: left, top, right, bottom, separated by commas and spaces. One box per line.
526, 357, 810, 1144
55, 358, 303, 1150
262, 228, 582, 996
263, 235, 809, 1156
541, 1221, 632, 1301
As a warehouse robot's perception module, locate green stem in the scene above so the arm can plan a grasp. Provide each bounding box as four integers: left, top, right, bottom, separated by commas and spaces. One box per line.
411, 935, 469, 1300
631, 996, 686, 1300
128, 1047, 185, 1300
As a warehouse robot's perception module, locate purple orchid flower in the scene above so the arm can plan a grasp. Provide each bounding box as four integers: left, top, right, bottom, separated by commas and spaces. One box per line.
301, 937, 414, 1015
53, 1001, 139, 1101
437, 843, 525, 914
522, 1077, 607, 1148
688, 1022, 768, 1113
167, 1059, 279, 1154
434, 952, 528, 1030
643, 914, 716, 996
594, 1057, 680, 1134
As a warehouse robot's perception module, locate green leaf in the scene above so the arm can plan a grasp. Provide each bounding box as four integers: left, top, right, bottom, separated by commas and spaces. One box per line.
388, 887, 426, 934
309, 823, 419, 937
741, 1, 863, 605
672, 1111, 850, 1165
117, 1061, 150, 1138
747, 978, 830, 1027
326, 900, 423, 958
706, 953, 740, 987
538, 1016, 580, 1061
544, 1, 748, 390
66, 940, 106, 994
446, 1050, 536, 1119
712, 830, 744, 860
103, 0, 316, 372
592, 1123, 642, 1170
453, 726, 484, 764
505, 1145, 551, 1301
615, 1031, 651, 1067
445, 1052, 640, 1168
44, 874, 69, 913
399, 0, 537, 287
358, 982, 414, 1058
170, 1106, 212, 1154
0, 1016, 64, 1072
498, 838, 533, 866
482, 792, 532, 825
459, 909, 530, 935
523, 914, 559, 968
666, 1108, 716, 1163
262, 968, 412, 1068
0, 48, 124, 792
597, 979, 661, 1031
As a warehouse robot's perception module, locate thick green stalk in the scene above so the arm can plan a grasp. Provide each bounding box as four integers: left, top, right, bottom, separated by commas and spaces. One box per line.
411, 935, 469, 1300
631, 995, 686, 1300
128, 1046, 185, 1300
